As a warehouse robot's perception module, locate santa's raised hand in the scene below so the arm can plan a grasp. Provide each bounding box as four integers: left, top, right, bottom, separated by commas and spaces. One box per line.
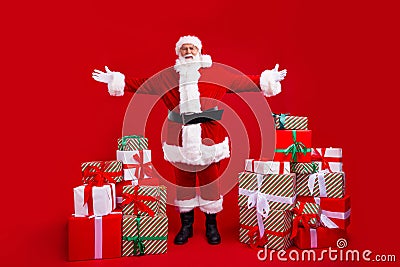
92, 66, 125, 96
260, 63, 287, 97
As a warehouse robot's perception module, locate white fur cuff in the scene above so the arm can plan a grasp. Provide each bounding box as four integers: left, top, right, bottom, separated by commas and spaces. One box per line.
260, 70, 281, 97
175, 196, 199, 213
199, 196, 223, 214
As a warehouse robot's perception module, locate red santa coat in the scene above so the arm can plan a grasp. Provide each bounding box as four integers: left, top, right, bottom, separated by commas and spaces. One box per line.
124, 63, 265, 166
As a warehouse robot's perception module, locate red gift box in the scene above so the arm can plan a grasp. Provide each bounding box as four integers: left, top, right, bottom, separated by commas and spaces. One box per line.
293, 227, 348, 249
297, 195, 351, 229
274, 130, 312, 162
68, 213, 122, 261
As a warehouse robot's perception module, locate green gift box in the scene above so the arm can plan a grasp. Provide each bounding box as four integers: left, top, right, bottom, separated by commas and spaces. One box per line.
238, 172, 296, 211
118, 135, 148, 151
122, 214, 168, 256
122, 185, 167, 216
239, 206, 293, 250
273, 113, 308, 130
296, 172, 345, 198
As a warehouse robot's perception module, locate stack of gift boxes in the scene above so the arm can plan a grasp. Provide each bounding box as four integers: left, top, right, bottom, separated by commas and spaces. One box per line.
68, 135, 168, 261
239, 114, 350, 250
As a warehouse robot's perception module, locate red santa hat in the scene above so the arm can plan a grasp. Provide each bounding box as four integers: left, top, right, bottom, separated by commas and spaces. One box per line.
175, 35, 202, 55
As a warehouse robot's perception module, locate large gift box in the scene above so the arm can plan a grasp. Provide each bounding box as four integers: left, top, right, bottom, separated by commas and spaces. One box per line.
273, 113, 308, 130
292, 226, 348, 249
239, 206, 293, 250
245, 159, 290, 175
68, 213, 122, 261
122, 185, 167, 216
290, 162, 321, 174
274, 130, 312, 162
81, 160, 123, 183
122, 214, 168, 256
311, 147, 343, 173
74, 183, 116, 217
118, 135, 148, 151
296, 172, 346, 198
117, 149, 152, 185
297, 195, 351, 229
239, 172, 296, 211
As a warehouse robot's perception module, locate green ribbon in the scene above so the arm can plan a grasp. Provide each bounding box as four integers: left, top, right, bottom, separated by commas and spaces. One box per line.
272, 113, 290, 129
121, 135, 144, 147
275, 130, 311, 162
123, 217, 167, 256
311, 162, 319, 173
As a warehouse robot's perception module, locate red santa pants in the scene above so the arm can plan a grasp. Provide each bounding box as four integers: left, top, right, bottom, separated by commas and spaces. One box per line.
174, 162, 223, 214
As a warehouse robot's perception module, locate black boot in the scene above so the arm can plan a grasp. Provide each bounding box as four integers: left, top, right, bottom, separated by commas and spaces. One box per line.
205, 213, 221, 245
174, 210, 194, 245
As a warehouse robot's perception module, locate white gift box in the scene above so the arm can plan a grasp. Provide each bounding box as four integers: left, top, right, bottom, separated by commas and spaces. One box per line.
74, 183, 116, 217
245, 159, 290, 174
312, 148, 343, 173
116, 150, 152, 184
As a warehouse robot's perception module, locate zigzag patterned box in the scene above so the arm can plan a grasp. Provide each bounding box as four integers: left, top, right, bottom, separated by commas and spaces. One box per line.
122, 214, 168, 256
122, 185, 167, 216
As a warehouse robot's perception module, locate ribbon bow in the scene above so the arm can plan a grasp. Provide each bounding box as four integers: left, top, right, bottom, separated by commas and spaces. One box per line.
83, 165, 117, 184
275, 130, 310, 162
241, 224, 291, 249
308, 171, 328, 197
122, 186, 157, 216
121, 135, 145, 147
290, 202, 320, 239
83, 169, 112, 206
123, 150, 153, 180
272, 113, 290, 129
311, 148, 333, 172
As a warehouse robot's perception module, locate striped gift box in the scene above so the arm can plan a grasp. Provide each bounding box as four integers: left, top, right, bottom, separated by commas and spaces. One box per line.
296, 172, 345, 198
118, 136, 148, 151
290, 162, 322, 174
293, 200, 321, 227
273, 114, 308, 130
81, 160, 123, 183
238, 172, 296, 210
239, 206, 293, 250
122, 185, 167, 216
122, 214, 168, 256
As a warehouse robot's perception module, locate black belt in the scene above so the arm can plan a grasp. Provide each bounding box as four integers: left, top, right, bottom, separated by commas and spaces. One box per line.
168, 107, 224, 125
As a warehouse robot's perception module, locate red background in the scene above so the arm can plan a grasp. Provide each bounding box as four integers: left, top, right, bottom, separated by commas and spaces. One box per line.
1, 0, 399, 266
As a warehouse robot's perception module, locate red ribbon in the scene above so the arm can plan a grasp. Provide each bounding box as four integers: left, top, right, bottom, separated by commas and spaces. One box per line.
83, 164, 118, 184
290, 202, 320, 240
311, 148, 342, 172
82, 171, 115, 215
123, 150, 153, 180
121, 186, 158, 217
240, 224, 291, 249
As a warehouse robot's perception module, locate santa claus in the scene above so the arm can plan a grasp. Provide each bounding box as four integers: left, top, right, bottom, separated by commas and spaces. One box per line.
92, 35, 287, 245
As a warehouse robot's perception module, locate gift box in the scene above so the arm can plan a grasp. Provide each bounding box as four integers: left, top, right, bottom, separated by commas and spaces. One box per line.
118, 135, 148, 151
290, 162, 321, 174
293, 200, 321, 228
238, 172, 296, 211
117, 149, 152, 184
292, 227, 348, 249
81, 160, 123, 183
122, 185, 167, 216
297, 195, 351, 229
122, 214, 168, 256
272, 113, 308, 130
239, 206, 293, 250
68, 213, 122, 261
311, 147, 343, 173
296, 172, 346, 198
245, 159, 290, 175
74, 183, 116, 217
274, 130, 312, 162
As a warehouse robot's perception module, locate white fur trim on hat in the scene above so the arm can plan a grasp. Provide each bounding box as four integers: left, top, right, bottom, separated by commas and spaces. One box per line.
199, 196, 223, 214
260, 70, 282, 97
175, 35, 202, 55
175, 196, 199, 213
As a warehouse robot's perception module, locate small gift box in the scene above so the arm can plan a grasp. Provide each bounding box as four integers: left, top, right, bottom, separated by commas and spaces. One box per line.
292, 200, 321, 228
272, 113, 308, 130
68, 212, 122, 261
81, 160, 123, 183
296, 172, 346, 198
122, 214, 168, 256
292, 227, 348, 249
274, 130, 312, 163
117, 149, 152, 185
311, 147, 343, 173
290, 162, 321, 174
245, 159, 290, 175
118, 135, 148, 151
122, 185, 167, 216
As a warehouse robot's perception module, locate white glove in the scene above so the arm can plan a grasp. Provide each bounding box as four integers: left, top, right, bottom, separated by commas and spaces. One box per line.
92, 66, 125, 96
260, 64, 287, 97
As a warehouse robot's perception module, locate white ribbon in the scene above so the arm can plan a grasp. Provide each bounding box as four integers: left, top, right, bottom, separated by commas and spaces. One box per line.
320, 214, 339, 229
94, 216, 102, 259
308, 171, 328, 197
310, 228, 318, 248
239, 174, 296, 237
322, 209, 351, 220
